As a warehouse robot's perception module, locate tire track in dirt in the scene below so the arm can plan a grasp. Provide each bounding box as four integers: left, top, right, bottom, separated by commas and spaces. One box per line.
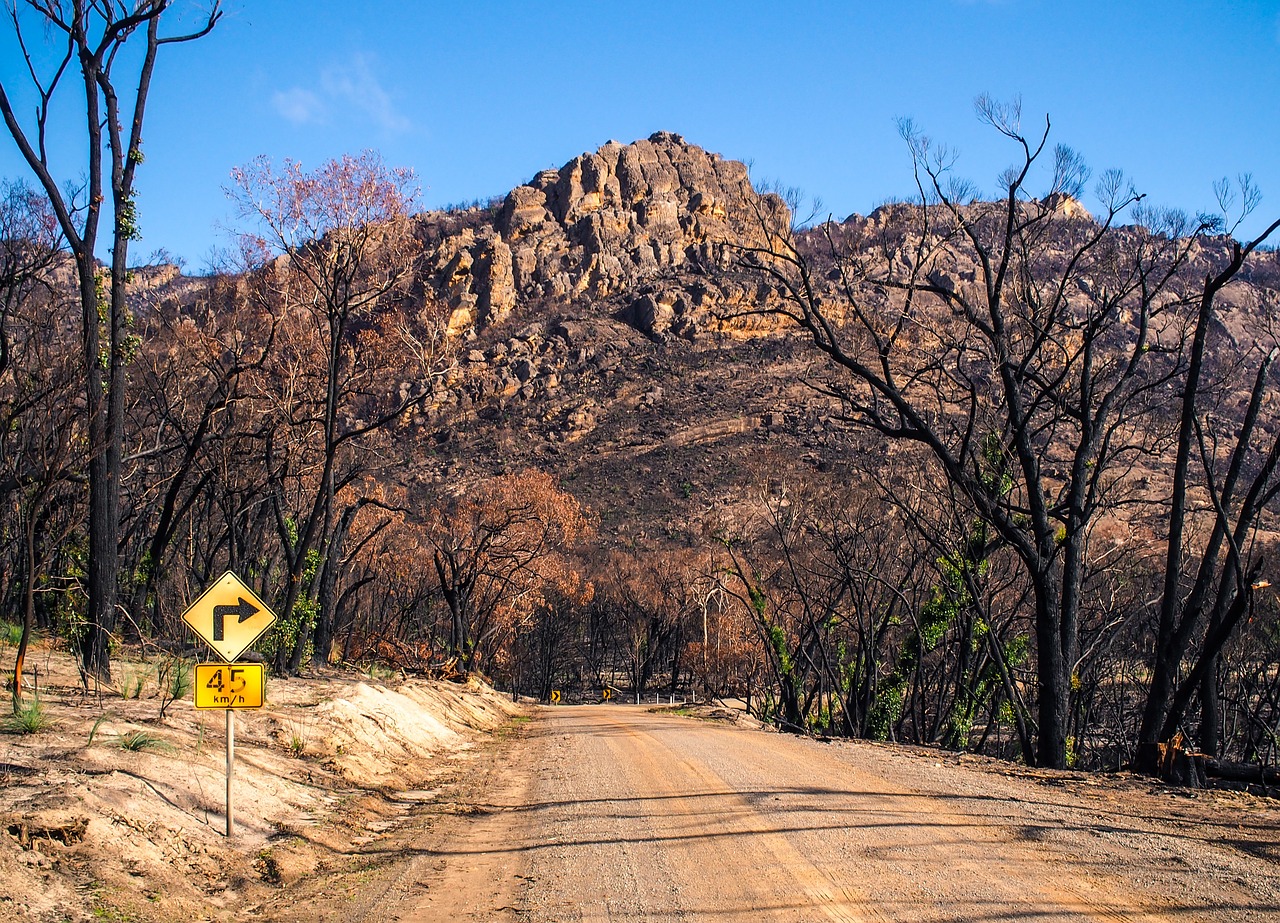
584, 708, 887, 922
694, 725, 1181, 922
378, 705, 1275, 922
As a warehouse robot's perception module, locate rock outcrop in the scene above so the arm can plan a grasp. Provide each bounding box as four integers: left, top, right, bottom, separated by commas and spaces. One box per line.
423, 132, 790, 339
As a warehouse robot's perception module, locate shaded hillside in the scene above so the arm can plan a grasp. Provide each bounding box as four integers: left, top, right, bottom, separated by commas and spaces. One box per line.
133, 131, 1280, 545
413, 315, 850, 544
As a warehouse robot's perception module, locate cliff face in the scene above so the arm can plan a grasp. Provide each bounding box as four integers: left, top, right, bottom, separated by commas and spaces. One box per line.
421, 132, 789, 339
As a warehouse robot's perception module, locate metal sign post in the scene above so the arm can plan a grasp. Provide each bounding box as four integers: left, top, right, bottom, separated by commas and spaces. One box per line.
226, 710, 235, 838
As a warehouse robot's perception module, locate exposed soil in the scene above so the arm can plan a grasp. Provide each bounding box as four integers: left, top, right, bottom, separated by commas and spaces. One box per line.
0, 640, 523, 922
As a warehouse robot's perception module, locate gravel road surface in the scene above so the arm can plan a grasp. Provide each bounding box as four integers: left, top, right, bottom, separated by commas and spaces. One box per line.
393, 705, 1279, 922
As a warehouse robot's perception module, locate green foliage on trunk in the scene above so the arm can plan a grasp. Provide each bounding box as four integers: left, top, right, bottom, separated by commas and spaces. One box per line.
262, 547, 322, 665
868, 439, 1007, 743
868, 569, 965, 741
767, 624, 794, 679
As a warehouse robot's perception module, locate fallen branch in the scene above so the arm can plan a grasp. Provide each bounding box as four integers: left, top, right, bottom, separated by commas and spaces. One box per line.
4, 813, 88, 850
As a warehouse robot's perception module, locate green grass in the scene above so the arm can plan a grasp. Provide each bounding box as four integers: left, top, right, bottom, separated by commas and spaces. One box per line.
495, 714, 534, 740
3, 697, 52, 734
0, 620, 23, 646
87, 712, 111, 745
91, 905, 139, 922
284, 718, 311, 757
361, 662, 396, 682
116, 730, 174, 753
116, 663, 152, 700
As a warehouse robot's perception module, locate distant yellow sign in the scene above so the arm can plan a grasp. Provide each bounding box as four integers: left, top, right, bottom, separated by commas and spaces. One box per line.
194, 663, 265, 709
181, 571, 277, 663
602, 688, 613, 701
550, 690, 561, 704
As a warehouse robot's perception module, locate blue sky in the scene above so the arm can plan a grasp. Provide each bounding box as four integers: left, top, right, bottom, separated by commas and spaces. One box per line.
2, 1, 1279, 267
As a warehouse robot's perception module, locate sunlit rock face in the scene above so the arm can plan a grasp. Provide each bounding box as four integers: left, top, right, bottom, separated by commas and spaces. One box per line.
425, 132, 791, 340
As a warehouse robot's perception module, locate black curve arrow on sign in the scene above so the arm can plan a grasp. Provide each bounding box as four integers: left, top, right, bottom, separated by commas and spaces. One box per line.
212, 597, 259, 642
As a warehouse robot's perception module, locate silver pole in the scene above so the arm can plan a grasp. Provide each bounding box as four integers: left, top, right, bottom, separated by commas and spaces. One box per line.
226, 709, 235, 838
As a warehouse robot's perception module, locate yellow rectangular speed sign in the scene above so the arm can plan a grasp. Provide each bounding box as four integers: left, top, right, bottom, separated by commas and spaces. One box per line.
194, 663, 265, 709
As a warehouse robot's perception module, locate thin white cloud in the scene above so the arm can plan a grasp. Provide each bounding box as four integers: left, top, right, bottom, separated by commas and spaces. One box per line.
322, 54, 411, 134
271, 53, 410, 134
272, 86, 327, 125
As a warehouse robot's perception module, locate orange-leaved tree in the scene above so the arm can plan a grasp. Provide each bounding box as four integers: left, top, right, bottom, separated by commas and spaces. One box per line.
428, 469, 592, 676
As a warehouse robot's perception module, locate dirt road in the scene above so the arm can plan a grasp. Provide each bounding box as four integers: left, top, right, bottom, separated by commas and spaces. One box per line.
354, 705, 1278, 922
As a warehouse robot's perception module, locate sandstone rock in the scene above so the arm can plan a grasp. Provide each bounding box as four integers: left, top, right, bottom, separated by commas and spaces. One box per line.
417, 132, 792, 338
473, 236, 516, 326
640, 386, 664, 408
497, 185, 551, 239
552, 319, 587, 349
446, 305, 473, 338
629, 294, 672, 336
568, 406, 597, 430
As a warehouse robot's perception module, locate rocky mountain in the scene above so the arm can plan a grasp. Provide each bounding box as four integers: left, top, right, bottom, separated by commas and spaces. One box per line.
134, 132, 1280, 548
418, 131, 788, 340
399, 133, 1276, 543
401, 133, 846, 542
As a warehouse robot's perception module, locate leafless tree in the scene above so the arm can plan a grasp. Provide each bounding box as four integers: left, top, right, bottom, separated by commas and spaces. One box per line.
0, 180, 79, 708
738, 97, 1243, 768
0, 180, 61, 378
0, 0, 221, 682
1138, 189, 1280, 766
120, 272, 272, 637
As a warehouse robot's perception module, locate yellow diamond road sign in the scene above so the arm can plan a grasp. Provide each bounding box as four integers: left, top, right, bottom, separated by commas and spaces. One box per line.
181, 571, 277, 663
